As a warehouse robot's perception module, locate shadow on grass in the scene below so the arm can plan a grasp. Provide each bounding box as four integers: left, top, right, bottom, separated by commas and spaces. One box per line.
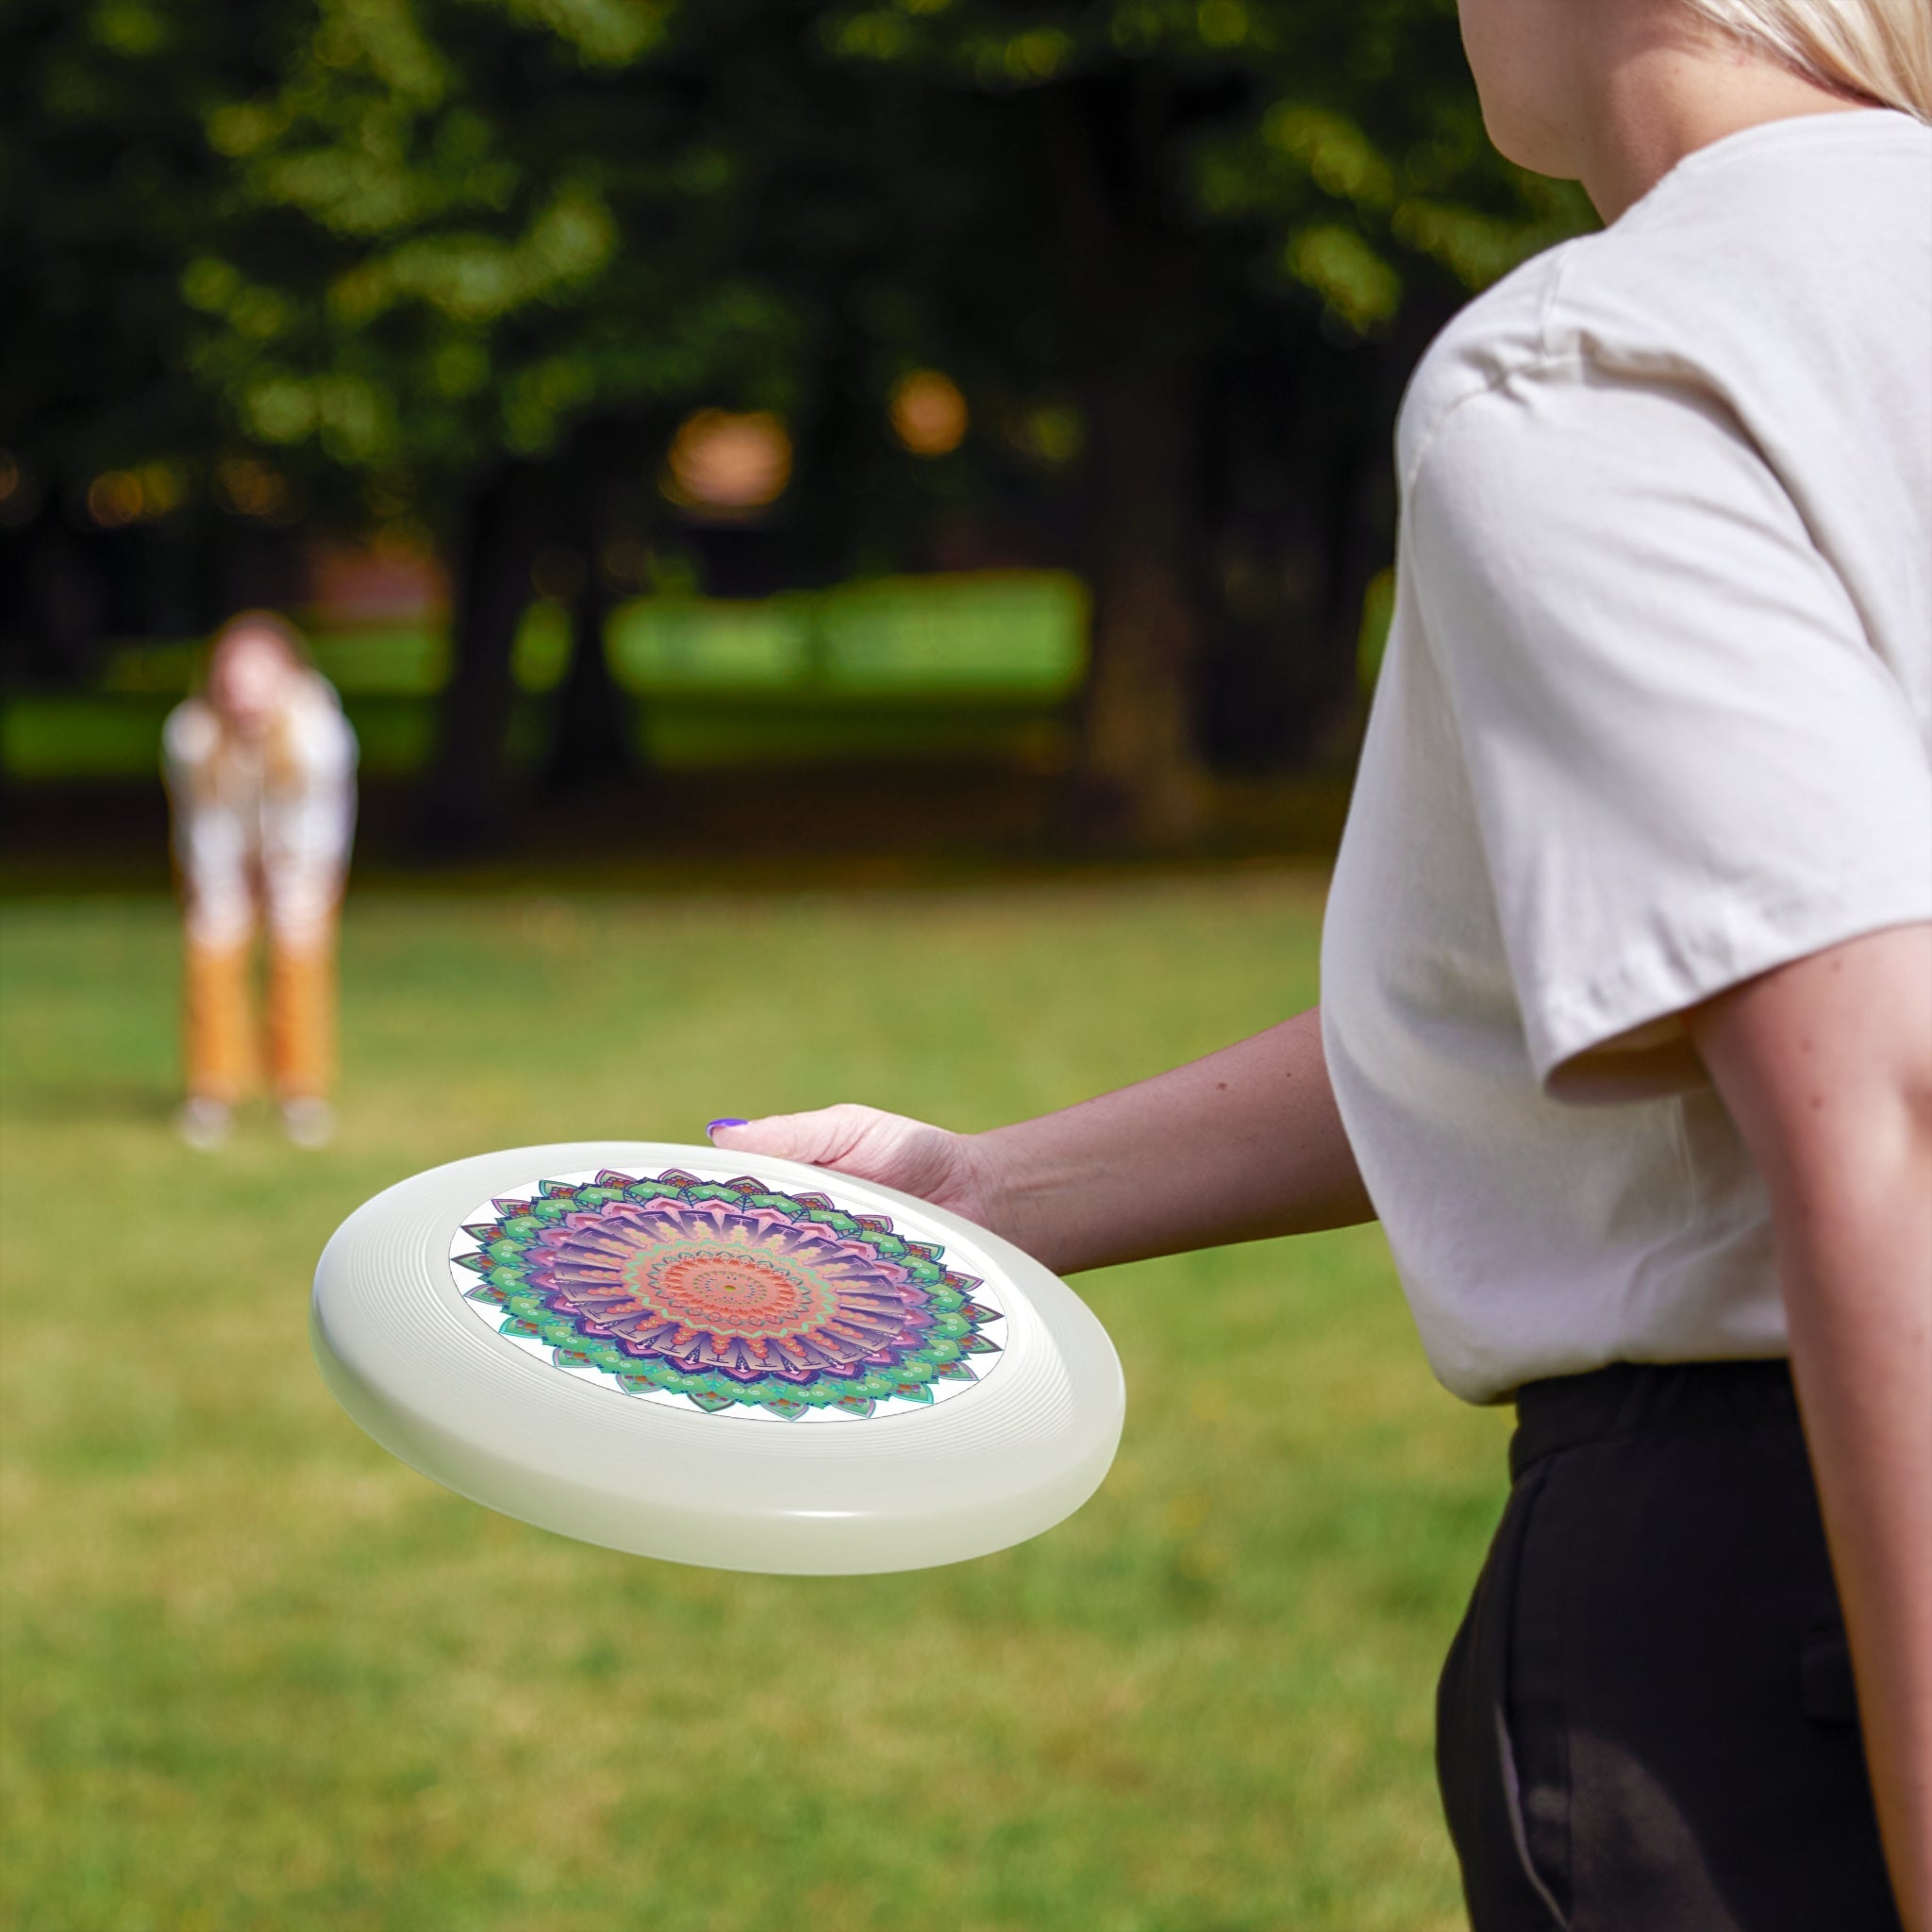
2, 1078, 179, 1125
1, 764, 1357, 900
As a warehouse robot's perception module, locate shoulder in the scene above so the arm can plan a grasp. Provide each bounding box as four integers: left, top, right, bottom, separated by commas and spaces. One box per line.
1398, 109, 1932, 491
1394, 204, 1737, 489
1395, 242, 1581, 486
284, 674, 358, 769
162, 697, 220, 768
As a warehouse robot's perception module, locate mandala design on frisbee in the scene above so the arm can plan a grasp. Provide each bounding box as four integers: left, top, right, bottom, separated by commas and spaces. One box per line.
449, 1169, 1005, 1423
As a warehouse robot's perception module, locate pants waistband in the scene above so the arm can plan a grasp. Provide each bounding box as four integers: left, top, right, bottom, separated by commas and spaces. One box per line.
1509, 1358, 1797, 1482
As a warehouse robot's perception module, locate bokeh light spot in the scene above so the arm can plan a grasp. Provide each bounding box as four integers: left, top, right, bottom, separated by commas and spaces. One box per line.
86, 473, 145, 528
214, 458, 292, 522
662, 410, 792, 515
890, 371, 969, 458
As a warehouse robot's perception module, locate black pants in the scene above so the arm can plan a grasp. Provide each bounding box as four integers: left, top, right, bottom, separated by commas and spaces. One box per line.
1436, 1360, 1901, 1931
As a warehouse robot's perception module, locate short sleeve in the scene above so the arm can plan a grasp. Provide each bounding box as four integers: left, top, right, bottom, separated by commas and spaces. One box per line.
161, 699, 218, 786
1408, 364, 1932, 1097
288, 675, 358, 780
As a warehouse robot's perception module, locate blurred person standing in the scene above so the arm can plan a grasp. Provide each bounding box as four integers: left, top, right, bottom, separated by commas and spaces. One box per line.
162, 611, 358, 1150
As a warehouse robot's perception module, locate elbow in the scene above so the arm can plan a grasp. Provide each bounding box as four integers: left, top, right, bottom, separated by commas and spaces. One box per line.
1767, 1072, 1932, 1274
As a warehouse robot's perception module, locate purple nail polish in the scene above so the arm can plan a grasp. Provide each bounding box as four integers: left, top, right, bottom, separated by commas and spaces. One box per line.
707, 1118, 748, 1136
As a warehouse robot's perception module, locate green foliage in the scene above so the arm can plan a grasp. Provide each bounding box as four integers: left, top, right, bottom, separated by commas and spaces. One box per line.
808, 0, 1592, 327
1, 2, 270, 485
5, 0, 1592, 522
0, 878, 1509, 1929
169, 0, 808, 498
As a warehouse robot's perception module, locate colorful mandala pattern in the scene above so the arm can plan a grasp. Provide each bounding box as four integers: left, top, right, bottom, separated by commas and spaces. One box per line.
450, 1169, 1004, 1422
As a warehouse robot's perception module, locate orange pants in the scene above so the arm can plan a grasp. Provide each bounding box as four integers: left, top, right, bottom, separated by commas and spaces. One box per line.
184, 922, 337, 1105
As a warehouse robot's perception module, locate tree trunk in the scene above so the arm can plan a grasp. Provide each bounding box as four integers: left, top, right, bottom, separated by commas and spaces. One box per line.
541, 555, 634, 798
1079, 361, 1206, 844
417, 460, 542, 857
541, 418, 658, 799
12, 508, 107, 687
1045, 75, 1210, 847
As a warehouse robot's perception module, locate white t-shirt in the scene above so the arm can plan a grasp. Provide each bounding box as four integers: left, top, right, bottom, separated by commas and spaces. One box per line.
163, 672, 358, 950
1321, 109, 1932, 1405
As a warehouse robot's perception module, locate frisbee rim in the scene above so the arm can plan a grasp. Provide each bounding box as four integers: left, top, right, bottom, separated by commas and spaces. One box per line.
311, 1141, 1124, 1574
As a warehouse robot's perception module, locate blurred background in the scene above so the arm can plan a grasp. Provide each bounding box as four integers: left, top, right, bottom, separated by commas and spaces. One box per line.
2, 3, 1589, 1926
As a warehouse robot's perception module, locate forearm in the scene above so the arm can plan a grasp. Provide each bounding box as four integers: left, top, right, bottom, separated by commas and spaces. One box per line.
1691, 924, 1932, 1929
969, 1005, 1374, 1274
1779, 1143, 1932, 1931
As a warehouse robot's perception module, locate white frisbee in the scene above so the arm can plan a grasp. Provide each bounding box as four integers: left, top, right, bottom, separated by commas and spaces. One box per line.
310, 1141, 1124, 1574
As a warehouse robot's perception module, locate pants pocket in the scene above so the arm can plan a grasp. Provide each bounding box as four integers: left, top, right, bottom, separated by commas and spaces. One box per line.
1799, 1624, 1859, 1727
1437, 1464, 1569, 1932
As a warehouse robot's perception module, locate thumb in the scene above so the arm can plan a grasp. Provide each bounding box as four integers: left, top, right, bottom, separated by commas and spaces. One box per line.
705, 1103, 965, 1202
707, 1105, 872, 1168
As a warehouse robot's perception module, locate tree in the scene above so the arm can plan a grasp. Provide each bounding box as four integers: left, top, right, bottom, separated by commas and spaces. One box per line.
6, 0, 1591, 844
0, 0, 328, 679
159, 0, 876, 845
808, 0, 1592, 836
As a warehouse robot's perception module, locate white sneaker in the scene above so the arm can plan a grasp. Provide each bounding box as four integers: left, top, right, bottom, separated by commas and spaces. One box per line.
175, 1096, 233, 1151
280, 1097, 337, 1149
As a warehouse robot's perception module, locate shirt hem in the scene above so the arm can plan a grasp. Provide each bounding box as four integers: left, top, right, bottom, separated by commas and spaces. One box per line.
1527, 887, 1932, 1092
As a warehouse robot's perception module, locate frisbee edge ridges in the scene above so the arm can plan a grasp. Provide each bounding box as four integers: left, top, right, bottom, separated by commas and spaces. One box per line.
312, 1271, 1119, 1574
316, 1293, 1114, 1573
311, 1141, 1125, 1572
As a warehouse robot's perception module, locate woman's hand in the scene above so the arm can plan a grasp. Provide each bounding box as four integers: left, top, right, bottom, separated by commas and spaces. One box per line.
709, 1106, 1009, 1230
706, 1008, 1373, 1275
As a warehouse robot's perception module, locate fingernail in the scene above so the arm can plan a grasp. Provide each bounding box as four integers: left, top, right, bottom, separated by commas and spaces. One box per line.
707, 1118, 748, 1138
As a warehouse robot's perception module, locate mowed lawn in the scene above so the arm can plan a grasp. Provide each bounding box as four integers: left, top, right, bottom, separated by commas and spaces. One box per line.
0, 874, 1508, 1932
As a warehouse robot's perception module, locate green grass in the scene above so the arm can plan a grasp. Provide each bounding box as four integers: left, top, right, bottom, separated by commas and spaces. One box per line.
0, 875, 1506, 1931
4, 573, 1090, 781
0, 688, 1075, 781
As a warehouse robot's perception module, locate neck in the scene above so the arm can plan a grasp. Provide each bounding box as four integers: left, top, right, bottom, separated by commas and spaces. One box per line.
1574, 18, 1875, 224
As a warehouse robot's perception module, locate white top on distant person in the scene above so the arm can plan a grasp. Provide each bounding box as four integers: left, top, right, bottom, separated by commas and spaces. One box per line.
162, 611, 358, 1150
706, 1, 1932, 1924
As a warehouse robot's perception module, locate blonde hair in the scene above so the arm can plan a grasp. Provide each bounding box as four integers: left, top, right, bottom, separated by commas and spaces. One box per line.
1682, 0, 1932, 120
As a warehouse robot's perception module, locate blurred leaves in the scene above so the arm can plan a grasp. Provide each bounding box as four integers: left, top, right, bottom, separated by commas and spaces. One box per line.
484, 0, 673, 67
4, 0, 1592, 519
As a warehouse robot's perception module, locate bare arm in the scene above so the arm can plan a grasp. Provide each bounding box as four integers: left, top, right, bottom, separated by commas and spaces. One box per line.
1688, 923, 1932, 1932
710, 1005, 1374, 1275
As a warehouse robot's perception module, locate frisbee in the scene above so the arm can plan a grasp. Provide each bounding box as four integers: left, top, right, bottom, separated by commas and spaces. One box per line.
310, 1141, 1124, 1574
